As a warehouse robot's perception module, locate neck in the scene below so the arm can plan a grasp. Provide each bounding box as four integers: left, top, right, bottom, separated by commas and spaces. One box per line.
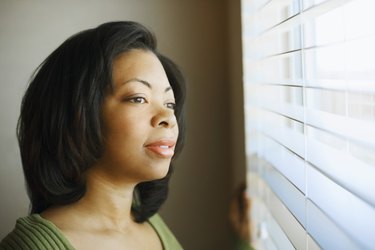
75, 167, 137, 229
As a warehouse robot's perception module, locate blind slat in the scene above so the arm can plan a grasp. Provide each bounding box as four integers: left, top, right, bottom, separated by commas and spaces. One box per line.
306, 108, 375, 146
242, 0, 375, 248
263, 162, 306, 227
307, 165, 375, 249
251, 170, 306, 249
307, 135, 375, 206
249, 174, 296, 250
260, 135, 305, 192
306, 199, 360, 249
261, 125, 305, 157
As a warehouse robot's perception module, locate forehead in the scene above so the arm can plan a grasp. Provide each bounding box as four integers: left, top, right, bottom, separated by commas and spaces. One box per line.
112, 49, 170, 89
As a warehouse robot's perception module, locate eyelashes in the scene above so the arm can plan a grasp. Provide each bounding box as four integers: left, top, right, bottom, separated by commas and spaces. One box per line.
125, 96, 176, 110
128, 96, 147, 104
165, 103, 176, 110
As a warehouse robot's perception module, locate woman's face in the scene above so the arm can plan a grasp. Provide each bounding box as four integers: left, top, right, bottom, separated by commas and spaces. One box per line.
96, 49, 178, 184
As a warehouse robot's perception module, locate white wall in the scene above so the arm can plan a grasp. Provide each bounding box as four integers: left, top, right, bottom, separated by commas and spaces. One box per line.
0, 0, 238, 249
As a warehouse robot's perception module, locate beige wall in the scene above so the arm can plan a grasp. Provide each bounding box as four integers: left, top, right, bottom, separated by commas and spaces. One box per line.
0, 0, 244, 249
228, 0, 246, 189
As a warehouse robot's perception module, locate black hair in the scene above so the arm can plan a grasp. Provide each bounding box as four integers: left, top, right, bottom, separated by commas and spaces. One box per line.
17, 21, 186, 223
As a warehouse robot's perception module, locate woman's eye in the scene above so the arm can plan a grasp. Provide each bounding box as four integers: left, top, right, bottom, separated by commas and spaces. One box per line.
166, 102, 176, 110
129, 97, 147, 104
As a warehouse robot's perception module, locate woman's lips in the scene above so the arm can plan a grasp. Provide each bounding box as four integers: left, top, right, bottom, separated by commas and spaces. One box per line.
145, 140, 176, 158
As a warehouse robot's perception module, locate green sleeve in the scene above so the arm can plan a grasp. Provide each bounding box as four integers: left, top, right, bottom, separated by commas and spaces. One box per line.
232, 232, 255, 250
148, 214, 183, 250
0, 215, 75, 250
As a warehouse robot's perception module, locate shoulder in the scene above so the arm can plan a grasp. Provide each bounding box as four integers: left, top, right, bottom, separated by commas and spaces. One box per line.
148, 214, 183, 250
0, 214, 75, 250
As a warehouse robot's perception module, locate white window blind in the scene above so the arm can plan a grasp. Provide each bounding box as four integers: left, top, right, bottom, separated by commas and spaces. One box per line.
241, 0, 375, 249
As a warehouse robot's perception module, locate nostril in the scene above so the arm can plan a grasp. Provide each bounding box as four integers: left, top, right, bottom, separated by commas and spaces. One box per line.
158, 121, 169, 127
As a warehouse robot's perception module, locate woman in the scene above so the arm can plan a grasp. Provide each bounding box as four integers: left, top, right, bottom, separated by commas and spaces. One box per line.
1, 21, 185, 249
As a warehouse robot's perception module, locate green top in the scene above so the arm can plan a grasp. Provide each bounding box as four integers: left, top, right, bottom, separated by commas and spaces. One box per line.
0, 214, 182, 250
233, 235, 254, 250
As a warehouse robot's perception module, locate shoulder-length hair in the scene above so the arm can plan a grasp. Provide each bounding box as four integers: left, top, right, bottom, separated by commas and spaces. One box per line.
17, 21, 186, 223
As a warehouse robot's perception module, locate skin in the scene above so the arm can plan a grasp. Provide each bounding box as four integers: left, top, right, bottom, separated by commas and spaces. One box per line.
229, 183, 252, 244
41, 49, 178, 250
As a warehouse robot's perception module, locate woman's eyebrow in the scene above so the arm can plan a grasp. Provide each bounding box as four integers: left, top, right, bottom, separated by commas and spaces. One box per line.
123, 78, 151, 89
123, 78, 172, 92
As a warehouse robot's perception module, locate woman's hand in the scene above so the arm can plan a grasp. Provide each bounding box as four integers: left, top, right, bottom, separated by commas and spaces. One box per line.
229, 183, 251, 243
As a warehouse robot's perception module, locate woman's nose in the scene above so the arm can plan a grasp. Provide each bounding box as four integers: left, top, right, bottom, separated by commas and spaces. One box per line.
151, 106, 177, 128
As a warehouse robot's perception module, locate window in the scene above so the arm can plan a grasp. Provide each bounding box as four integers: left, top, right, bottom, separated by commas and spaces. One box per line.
241, 0, 375, 249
